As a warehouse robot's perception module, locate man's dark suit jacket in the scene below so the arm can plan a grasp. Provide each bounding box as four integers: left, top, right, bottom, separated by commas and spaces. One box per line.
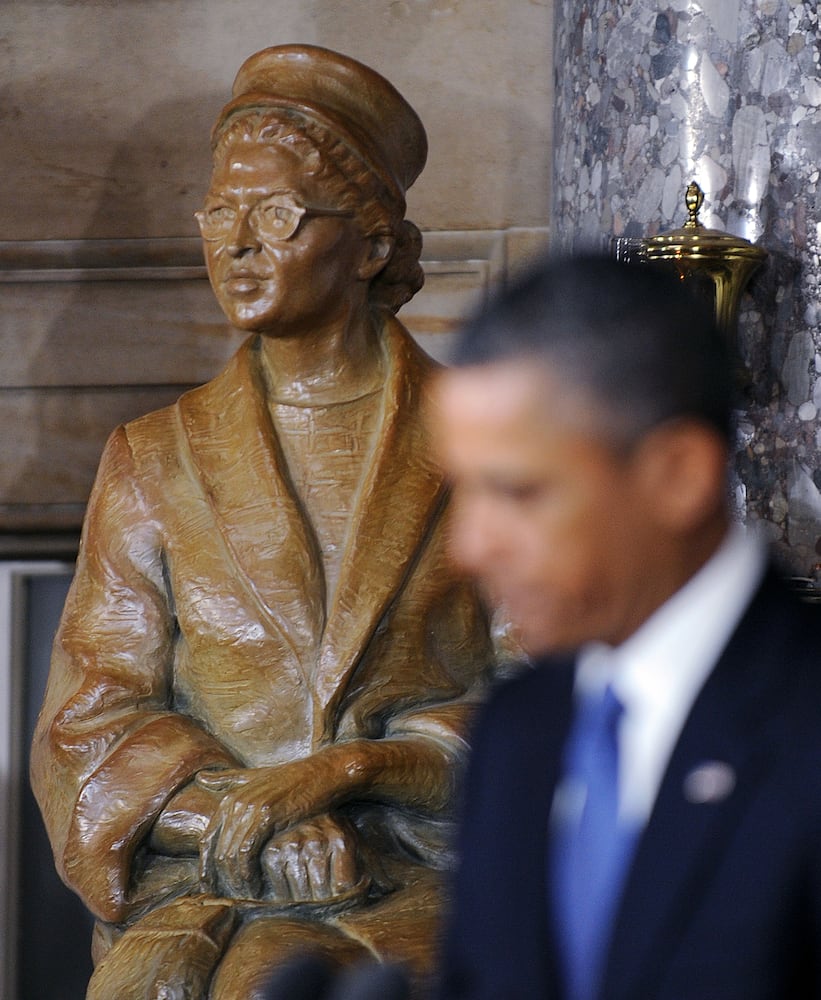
438, 570, 821, 1000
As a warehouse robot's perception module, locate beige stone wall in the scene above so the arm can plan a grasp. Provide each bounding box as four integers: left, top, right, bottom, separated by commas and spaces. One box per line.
2, 1, 552, 238
0, 1, 553, 546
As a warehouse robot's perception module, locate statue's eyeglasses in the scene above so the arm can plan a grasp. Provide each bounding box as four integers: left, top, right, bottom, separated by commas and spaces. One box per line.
195, 193, 354, 244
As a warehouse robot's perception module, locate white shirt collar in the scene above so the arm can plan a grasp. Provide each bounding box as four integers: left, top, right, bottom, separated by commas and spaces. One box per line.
574, 524, 767, 823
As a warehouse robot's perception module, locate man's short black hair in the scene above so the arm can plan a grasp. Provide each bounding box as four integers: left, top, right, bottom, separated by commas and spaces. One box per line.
452, 254, 735, 445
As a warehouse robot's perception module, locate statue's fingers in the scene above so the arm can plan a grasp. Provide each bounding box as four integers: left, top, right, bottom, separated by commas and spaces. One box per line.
236, 833, 263, 897
215, 808, 264, 898
328, 834, 359, 895
260, 838, 294, 902
198, 810, 223, 890
302, 836, 333, 900
283, 843, 314, 900
201, 801, 250, 895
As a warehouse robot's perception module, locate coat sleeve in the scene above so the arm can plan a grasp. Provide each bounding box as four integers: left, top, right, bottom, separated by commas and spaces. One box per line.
30, 425, 239, 924
339, 515, 500, 870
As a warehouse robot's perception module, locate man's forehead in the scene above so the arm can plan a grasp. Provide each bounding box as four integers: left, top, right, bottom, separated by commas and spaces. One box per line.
433, 358, 618, 449
436, 360, 561, 418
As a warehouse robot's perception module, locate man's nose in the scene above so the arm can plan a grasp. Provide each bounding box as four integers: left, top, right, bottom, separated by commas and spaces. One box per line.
226, 209, 261, 257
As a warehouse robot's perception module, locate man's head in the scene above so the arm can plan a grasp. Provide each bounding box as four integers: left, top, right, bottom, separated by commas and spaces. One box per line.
431, 255, 736, 657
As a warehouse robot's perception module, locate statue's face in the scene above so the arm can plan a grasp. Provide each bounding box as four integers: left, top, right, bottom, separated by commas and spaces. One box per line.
199, 133, 370, 333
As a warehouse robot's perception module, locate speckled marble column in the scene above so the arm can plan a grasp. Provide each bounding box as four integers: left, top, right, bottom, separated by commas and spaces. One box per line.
553, 0, 821, 576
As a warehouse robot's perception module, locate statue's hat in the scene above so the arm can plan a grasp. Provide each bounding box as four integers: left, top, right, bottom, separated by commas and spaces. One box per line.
212, 44, 427, 201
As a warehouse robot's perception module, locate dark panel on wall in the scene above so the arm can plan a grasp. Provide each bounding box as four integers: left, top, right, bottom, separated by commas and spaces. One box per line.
18, 571, 93, 1000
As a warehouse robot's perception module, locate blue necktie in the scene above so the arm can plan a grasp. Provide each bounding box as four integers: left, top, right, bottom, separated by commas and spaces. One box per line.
550, 684, 639, 1000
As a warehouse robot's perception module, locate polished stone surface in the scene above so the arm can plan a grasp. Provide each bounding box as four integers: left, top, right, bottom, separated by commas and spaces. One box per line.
553, 0, 821, 574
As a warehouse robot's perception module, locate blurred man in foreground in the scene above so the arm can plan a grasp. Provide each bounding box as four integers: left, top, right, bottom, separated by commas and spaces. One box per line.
431, 255, 821, 1000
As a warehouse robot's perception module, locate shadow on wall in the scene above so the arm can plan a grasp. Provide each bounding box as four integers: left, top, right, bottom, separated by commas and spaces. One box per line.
13, 94, 239, 999
5, 89, 241, 539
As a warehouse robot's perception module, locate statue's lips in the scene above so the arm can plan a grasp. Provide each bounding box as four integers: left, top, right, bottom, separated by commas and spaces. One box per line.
224, 274, 267, 294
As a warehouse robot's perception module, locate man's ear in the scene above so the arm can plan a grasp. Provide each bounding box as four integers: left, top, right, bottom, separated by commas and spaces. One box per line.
633, 420, 729, 533
357, 235, 394, 281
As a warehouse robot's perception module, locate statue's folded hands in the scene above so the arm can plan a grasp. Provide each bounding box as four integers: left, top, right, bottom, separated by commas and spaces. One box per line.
260, 814, 368, 905
193, 736, 458, 900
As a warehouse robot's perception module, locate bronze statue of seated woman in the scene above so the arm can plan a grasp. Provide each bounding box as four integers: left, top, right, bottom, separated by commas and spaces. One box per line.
31, 44, 495, 1000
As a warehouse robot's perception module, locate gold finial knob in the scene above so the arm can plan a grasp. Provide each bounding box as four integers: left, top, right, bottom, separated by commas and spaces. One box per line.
684, 181, 704, 229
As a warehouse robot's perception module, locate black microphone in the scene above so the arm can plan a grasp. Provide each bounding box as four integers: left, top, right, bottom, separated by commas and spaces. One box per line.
325, 961, 411, 1000
260, 953, 335, 1000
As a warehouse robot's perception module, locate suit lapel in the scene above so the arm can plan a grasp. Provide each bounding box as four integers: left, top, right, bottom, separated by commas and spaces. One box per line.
461, 656, 575, 1000
315, 317, 447, 736
176, 337, 325, 664
534, 661, 580, 998
601, 572, 801, 1000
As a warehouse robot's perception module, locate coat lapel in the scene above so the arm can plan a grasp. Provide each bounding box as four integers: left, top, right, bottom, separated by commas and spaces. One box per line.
177, 322, 448, 740
533, 661, 580, 998
601, 572, 802, 1000
176, 337, 325, 665
314, 316, 447, 736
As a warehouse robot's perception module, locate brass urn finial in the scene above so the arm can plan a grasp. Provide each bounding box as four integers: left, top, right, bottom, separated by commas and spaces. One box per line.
684, 180, 704, 229
611, 179, 767, 364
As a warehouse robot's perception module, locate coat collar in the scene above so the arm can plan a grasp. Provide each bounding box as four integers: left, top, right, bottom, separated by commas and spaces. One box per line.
600, 570, 808, 1000
314, 319, 448, 733
176, 316, 446, 739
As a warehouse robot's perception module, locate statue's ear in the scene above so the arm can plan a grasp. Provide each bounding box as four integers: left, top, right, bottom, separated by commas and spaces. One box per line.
358, 235, 394, 280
